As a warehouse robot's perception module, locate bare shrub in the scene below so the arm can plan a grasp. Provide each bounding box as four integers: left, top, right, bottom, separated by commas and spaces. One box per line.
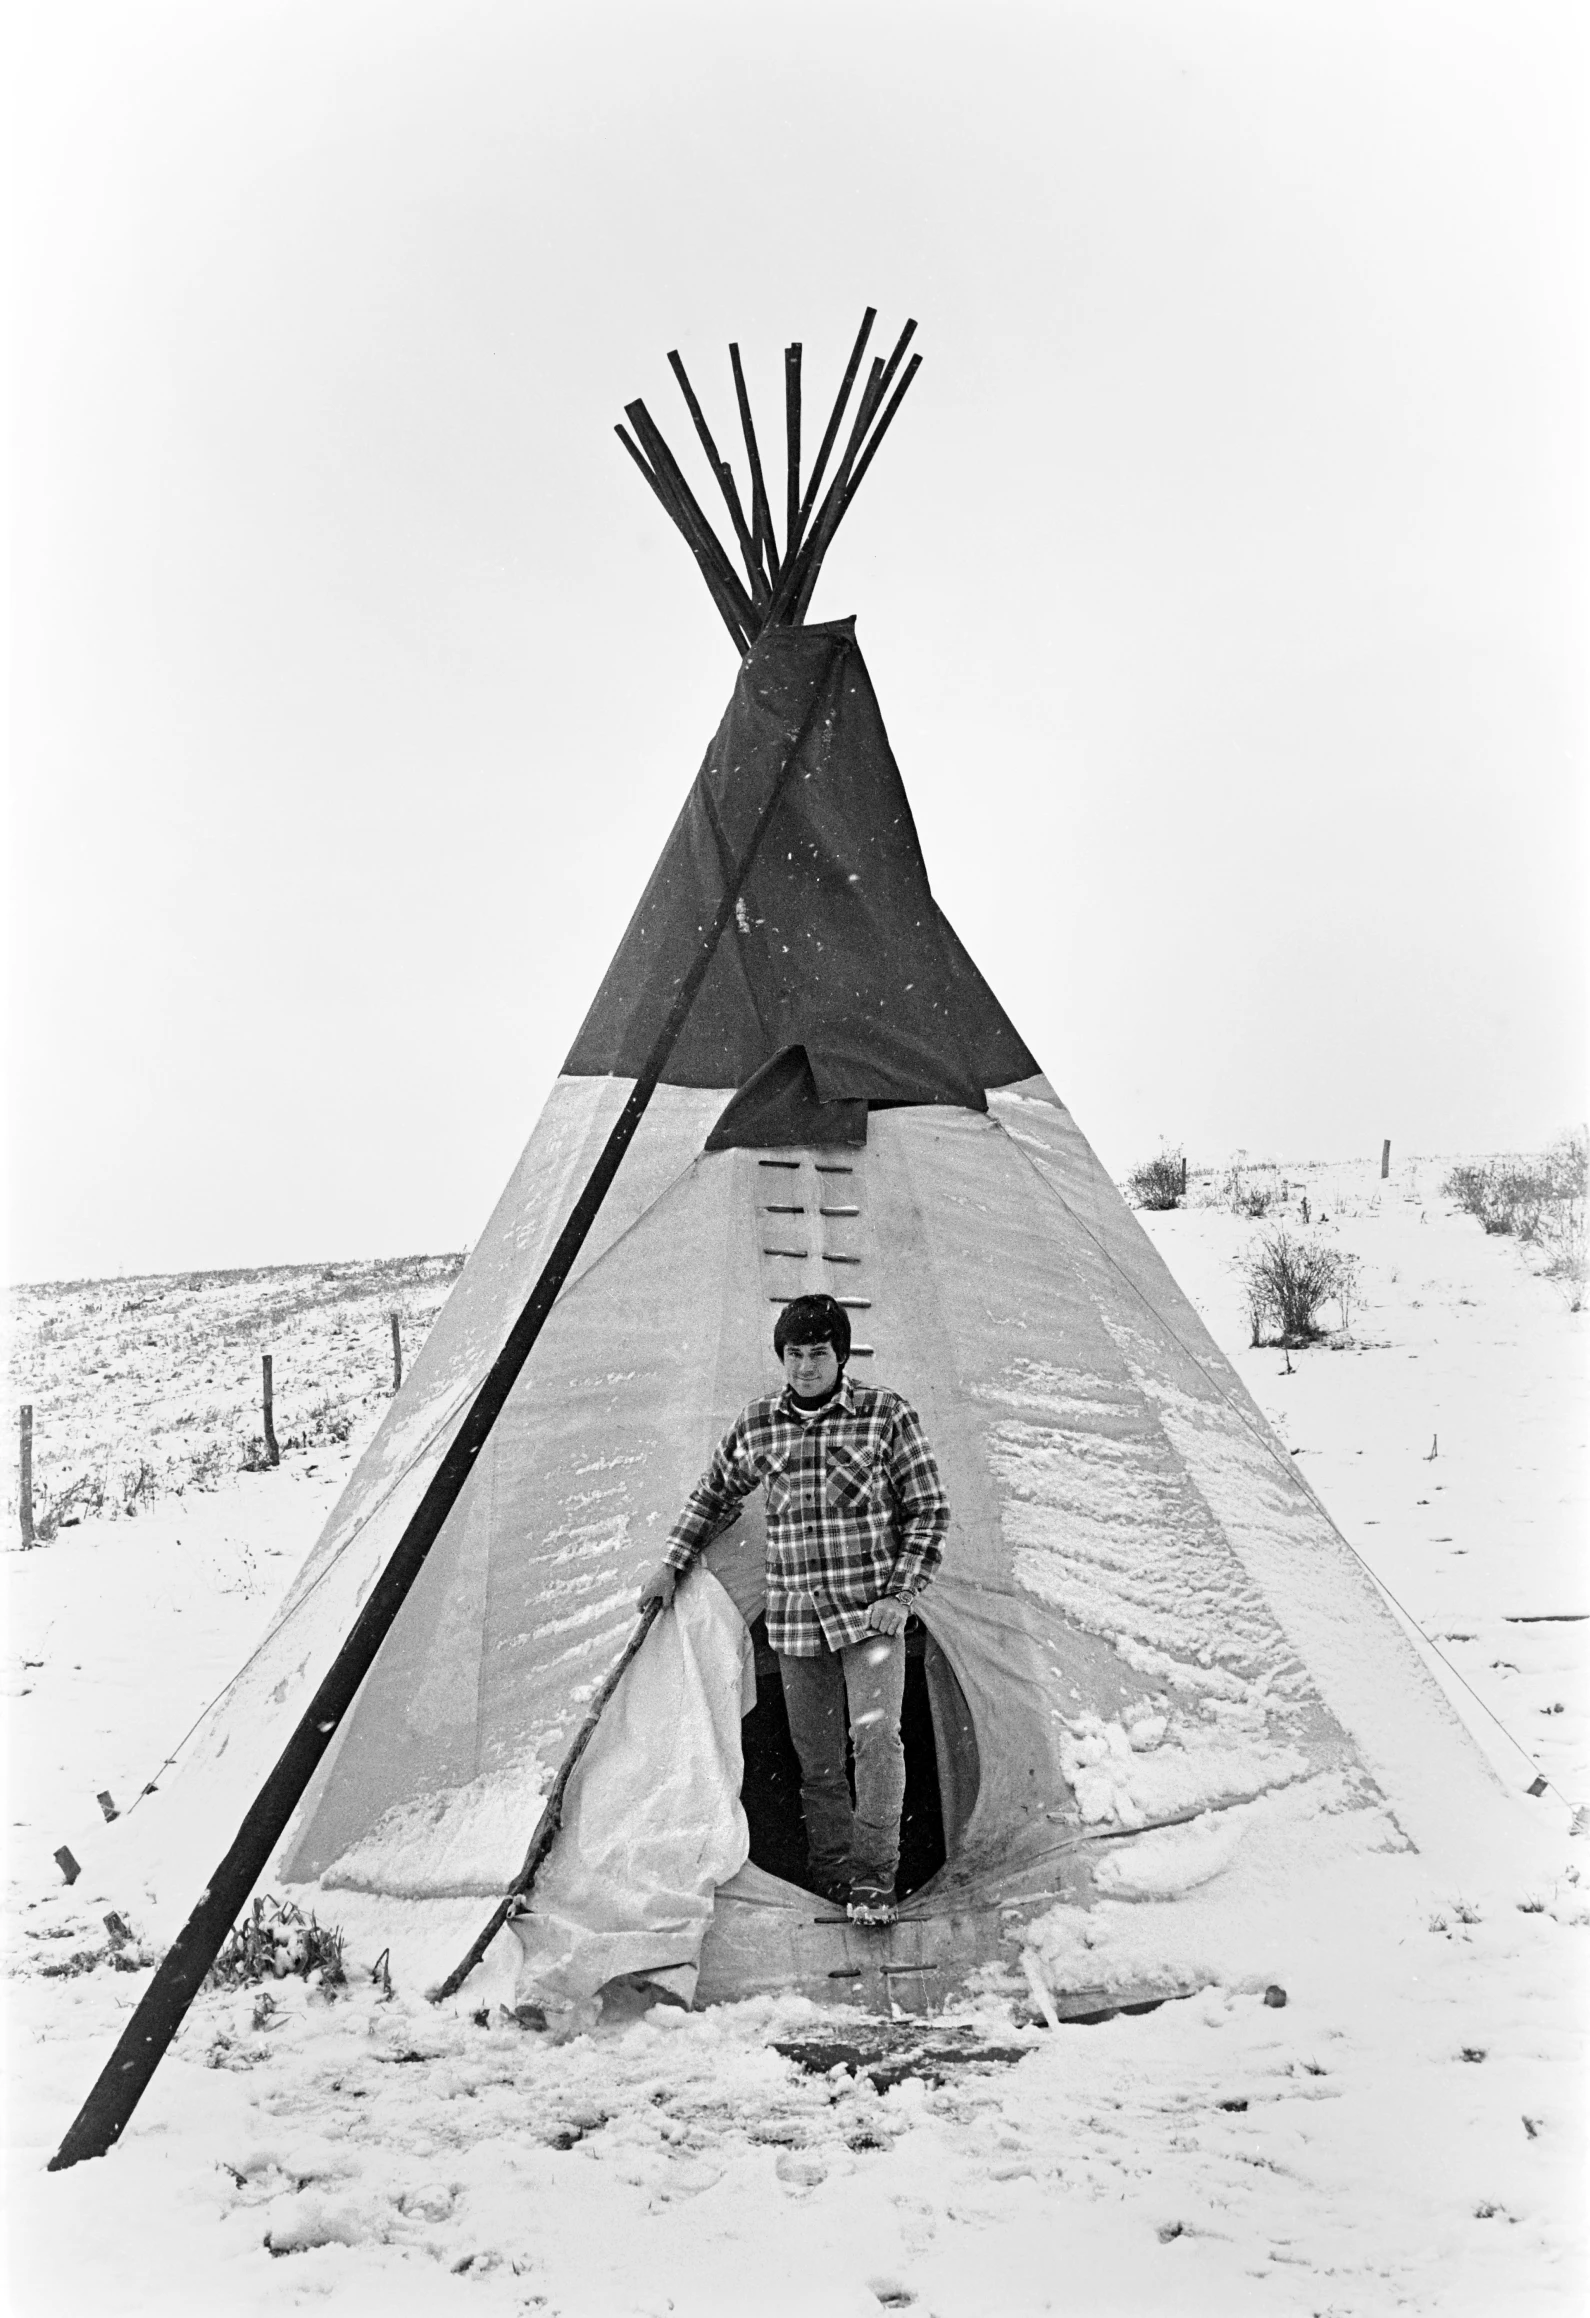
1539, 1137, 1587, 1307
1129, 1149, 1187, 1210
304, 1393, 355, 1447
1541, 1133, 1588, 1306
1444, 1163, 1495, 1225
1540, 1210, 1586, 1309
184, 1439, 231, 1492
1444, 1132, 1587, 1304
35, 1469, 108, 1538
1245, 1231, 1357, 1347
1551, 1128, 1590, 1200
119, 1457, 159, 1515
1445, 1134, 1586, 1239
1488, 1167, 1553, 1240
1223, 1162, 1276, 1219
1331, 1250, 1362, 1332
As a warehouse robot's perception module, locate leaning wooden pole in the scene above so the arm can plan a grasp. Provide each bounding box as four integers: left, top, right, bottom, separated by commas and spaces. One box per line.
47, 640, 847, 2174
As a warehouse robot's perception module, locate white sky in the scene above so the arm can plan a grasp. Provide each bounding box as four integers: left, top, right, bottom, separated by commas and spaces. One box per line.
9, 0, 1586, 1284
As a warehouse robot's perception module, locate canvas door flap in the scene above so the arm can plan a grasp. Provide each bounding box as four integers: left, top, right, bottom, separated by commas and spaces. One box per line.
922, 1630, 981, 1858
508, 1571, 753, 2010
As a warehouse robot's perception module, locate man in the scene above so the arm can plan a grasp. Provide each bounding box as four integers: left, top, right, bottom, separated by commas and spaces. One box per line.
636, 1293, 950, 1927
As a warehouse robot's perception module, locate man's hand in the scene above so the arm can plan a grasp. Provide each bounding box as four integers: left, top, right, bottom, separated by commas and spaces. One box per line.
864, 1594, 909, 1638
637, 1561, 679, 1615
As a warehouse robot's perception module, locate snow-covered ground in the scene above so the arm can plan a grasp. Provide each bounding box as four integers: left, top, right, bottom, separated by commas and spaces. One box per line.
6, 1252, 463, 1532
4, 1157, 1586, 2316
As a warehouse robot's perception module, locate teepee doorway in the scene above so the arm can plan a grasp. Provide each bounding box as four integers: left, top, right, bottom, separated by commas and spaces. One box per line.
738, 1613, 980, 1901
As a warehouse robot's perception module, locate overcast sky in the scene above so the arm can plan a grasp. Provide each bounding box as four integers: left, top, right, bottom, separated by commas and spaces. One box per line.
9, 0, 1585, 1283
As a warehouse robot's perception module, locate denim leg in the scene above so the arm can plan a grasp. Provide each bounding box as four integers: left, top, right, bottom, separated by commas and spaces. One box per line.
777, 1645, 853, 1879
839, 1633, 906, 1894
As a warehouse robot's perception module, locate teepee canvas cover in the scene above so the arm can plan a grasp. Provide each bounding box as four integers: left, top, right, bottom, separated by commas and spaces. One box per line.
59, 322, 1522, 2172
100, 613, 1511, 2027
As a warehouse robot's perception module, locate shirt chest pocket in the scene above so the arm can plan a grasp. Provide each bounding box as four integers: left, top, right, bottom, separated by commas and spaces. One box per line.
823, 1443, 880, 1512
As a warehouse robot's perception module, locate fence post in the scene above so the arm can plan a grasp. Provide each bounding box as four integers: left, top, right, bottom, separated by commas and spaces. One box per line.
19, 1405, 35, 1547
390, 1312, 403, 1393
1381, 1139, 1391, 1180
261, 1355, 280, 1467
1180, 1155, 1189, 1197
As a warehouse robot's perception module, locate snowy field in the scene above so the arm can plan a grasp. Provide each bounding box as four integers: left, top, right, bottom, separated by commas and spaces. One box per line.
4, 1156, 1586, 2317
6, 1251, 464, 1533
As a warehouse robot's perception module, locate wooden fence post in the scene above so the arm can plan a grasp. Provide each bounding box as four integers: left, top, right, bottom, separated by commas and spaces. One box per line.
19, 1405, 35, 1548
261, 1355, 280, 1467
1381, 1139, 1391, 1180
390, 1313, 403, 1393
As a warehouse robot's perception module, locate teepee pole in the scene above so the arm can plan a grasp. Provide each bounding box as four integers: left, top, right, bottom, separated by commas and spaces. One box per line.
615, 424, 750, 657
788, 306, 875, 561
781, 358, 885, 627
728, 344, 777, 591
783, 343, 802, 560
620, 315, 919, 645
666, 351, 768, 614
47, 640, 849, 2173
844, 350, 922, 502
624, 400, 757, 638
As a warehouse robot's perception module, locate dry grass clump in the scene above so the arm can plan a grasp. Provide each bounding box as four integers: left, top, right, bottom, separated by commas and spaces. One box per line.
207, 1895, 347, 1991
1221, 1161, 1278, 1219
1445, 1132, 1586, 1307
1129, 1148, 1188, 1210
1244, 1230, 1359, 1347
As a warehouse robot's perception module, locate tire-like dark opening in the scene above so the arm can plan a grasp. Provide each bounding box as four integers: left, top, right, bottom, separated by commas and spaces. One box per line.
739, 1614, 958, 1901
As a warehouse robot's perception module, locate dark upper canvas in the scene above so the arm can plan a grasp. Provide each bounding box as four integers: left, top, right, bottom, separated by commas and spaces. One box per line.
562, 620, 1038, 1121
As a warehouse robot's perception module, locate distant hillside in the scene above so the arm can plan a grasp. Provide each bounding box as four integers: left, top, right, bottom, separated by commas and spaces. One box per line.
5, 1253, 465, 1533
8, 1138, 1581, 1542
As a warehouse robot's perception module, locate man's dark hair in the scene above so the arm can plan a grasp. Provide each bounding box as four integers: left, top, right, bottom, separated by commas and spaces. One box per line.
773, 1294, 852, 1363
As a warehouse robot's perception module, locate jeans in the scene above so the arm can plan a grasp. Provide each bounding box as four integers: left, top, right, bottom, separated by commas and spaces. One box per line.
778, 1631, 906, 1896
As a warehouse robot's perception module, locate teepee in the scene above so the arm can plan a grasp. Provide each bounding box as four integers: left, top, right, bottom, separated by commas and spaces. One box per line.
55, 316, 1521, 2162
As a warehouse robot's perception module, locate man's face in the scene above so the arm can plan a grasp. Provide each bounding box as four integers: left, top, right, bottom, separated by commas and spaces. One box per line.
783, 1338, 840, 1401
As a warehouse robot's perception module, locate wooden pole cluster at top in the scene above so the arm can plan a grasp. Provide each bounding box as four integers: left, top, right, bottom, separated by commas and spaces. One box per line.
616, 310, 923, 654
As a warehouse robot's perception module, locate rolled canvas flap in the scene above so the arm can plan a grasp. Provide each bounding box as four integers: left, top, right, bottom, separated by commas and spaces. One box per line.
508, 1571, 753, 2009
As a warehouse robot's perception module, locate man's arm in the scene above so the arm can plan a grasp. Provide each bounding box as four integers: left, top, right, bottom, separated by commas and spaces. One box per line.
636, 1416, 759, 1612
878, 1399, 950, 1605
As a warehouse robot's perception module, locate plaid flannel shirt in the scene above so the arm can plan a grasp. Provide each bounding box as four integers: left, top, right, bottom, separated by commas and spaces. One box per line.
664, 1373, 949, 1655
